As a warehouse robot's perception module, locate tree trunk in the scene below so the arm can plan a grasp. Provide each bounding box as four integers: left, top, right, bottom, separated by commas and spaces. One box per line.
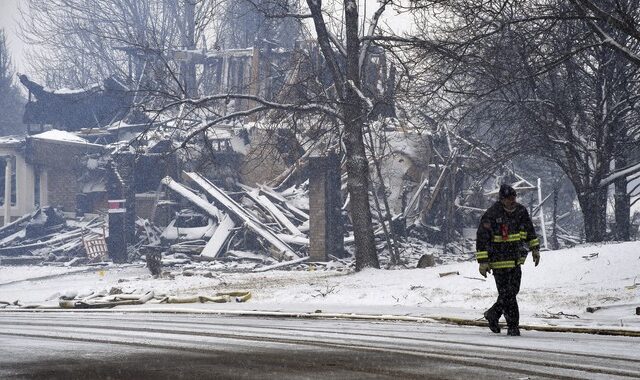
577, 187, 607, 242
304, 0, 379, 270
182, 0, 197, 97
614, 156, 631, 241
550, 187, 560, 250
344, 0, 379, 270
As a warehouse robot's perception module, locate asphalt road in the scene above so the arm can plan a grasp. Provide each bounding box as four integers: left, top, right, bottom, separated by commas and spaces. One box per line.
0, 311, 639, 379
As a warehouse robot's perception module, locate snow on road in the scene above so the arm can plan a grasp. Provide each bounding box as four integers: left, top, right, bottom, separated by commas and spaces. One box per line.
1, 241, 639, 331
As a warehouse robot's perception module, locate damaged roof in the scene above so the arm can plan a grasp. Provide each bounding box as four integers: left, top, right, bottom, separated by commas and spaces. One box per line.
19, 74, 134, 131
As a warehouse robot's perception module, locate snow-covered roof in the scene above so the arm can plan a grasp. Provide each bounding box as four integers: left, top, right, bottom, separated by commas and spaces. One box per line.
30, 129, 92, 145
52, 83, 100, 95
0, 135, 25, 147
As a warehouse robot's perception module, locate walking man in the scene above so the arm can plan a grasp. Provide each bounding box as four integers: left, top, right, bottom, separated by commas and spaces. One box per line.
476, 184, 540, 336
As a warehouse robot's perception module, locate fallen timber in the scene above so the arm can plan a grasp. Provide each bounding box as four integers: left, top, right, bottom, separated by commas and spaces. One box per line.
200, 214, 236, 258
241, 187, 303, 236
183, 172, 300, 259
162, 175, 298, 260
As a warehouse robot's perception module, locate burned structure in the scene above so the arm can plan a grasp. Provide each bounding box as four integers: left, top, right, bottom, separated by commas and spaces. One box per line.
3, 22, 556, 269
19, 74, 133, 133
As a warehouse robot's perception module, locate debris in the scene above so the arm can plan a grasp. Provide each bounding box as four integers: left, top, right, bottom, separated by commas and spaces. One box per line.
59, 290, 154, 309
158, 291, 251, 304
160, 210, 216, 242
25, 207, 66, 238
242, 187, 303, 235
0, 256, 44, 265
536, 311, 580, 319
0, 212, 34, 240
582, 253, 599, 260
438, 271, 459, 277
161, 173, 304, 262
200, 214, 236, 258
170, 241, 206, 255
145, 248, 163, 276
586, 303, 638, 313
463, 276, 486, 281
83, 232, 109, 262
252, 257, 309, 272
64, 257, 88, 267
0, 209, 106, 262
416, 254, 435, 268
183, 172, 299, 259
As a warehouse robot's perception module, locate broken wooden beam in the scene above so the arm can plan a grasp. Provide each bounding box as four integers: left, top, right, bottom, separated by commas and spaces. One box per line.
276, 233, 310, 246
586, 303, 638, 313
182, 173, 299, 259
200, 213, 236, 258
241, 187, 303, 235
163, 175, 298, 260
0, 211, 34, 240
258, 185, 309, 221
0, 230, 84, 256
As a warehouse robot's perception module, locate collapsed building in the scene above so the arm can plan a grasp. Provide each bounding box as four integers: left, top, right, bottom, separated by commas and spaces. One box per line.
0, 41, 558, 269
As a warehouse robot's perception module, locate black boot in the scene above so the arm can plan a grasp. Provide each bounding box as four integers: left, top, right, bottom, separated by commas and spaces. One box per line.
507, 327, 520, 336
484, 311, 501, 333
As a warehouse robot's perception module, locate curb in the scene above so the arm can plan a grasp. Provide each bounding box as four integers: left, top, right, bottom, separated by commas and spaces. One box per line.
2, 307, 639, 337
431, 316, 640, 337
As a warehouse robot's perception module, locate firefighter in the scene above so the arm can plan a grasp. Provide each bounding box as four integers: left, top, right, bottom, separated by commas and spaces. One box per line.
475, 184, 540, 336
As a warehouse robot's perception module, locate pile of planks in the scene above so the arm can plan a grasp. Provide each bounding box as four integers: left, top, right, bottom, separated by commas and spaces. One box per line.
0, 208, 107, 265
161, 172, 314, 266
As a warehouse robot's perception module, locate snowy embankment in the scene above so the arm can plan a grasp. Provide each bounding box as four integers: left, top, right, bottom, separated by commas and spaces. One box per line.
0, 242, 638, 331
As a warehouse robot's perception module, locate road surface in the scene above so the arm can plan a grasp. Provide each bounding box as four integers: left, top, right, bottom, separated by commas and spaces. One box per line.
0, 311, 638, 379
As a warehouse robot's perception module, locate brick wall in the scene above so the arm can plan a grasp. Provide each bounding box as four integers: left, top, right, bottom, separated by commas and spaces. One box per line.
308, 160, 327, 261
47, 170, 79, 211
25, 138, 105, 212
308, 154, 344, 261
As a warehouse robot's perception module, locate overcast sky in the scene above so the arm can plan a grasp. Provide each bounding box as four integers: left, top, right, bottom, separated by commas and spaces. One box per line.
0, 0, 25, 72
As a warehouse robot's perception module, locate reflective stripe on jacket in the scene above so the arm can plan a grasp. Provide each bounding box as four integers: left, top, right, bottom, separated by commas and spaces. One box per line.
475, 201, 539, 268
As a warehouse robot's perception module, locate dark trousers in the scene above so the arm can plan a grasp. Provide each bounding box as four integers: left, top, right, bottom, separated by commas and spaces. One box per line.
486, 266, 522, 328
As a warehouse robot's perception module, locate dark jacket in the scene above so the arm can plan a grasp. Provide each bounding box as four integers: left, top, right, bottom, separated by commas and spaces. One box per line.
476, 201, 539, 269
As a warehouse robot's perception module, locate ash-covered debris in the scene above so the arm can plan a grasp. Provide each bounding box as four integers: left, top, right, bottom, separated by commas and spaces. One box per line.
0, 207, 108, 265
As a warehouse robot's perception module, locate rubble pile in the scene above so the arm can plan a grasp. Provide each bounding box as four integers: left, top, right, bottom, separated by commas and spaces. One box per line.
152, 173, 461, 272
0, 176, 465, 272
0, 207, 108, 265
156, 173, 315, 269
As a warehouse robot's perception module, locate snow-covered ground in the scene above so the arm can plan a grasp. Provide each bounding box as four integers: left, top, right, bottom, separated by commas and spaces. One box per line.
1, 241, 639, 333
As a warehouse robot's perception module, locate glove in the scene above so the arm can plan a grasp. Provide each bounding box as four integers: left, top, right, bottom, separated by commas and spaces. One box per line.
479, 263, 491, 278
532, 249, 540, 266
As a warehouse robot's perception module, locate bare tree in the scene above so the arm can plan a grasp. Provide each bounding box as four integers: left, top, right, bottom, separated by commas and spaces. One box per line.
569, 0, 640, 66
19, 0, 224, 97
0, 29, 25, 136
405, 0, 640, 242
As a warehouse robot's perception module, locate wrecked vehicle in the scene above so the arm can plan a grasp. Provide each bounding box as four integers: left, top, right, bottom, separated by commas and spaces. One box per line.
160, 209, 218, 243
